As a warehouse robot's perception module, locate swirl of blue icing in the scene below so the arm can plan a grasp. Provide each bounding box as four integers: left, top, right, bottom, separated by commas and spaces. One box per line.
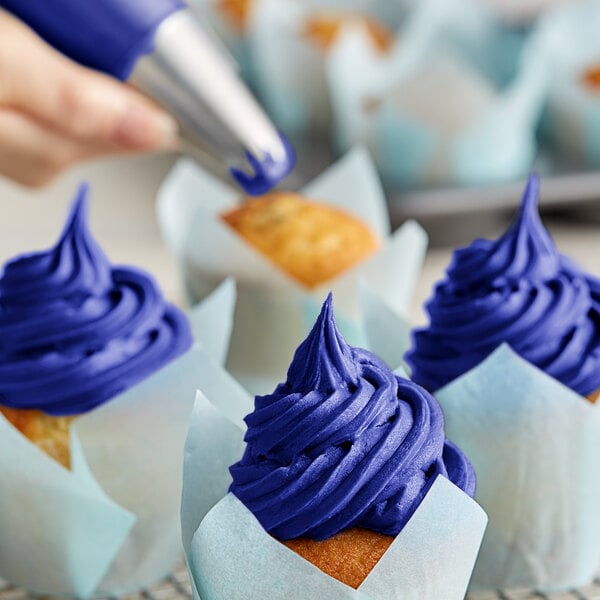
406, 175, 600, 395
0, 184, 192, 416
229, 294, 475, 541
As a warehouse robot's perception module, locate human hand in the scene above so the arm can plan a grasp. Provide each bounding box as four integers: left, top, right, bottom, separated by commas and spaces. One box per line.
0, 9, 179, 186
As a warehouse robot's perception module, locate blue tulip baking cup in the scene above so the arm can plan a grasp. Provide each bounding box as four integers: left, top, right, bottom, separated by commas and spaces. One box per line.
0, 280, 235, 598
180, 357, 487, 600
362, 293, 600, 591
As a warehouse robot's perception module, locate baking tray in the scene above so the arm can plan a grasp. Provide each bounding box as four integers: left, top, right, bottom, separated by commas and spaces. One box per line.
3, 564, 600, 600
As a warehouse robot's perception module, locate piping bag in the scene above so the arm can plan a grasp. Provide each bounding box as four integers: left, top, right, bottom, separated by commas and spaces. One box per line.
0, 0, 295, 195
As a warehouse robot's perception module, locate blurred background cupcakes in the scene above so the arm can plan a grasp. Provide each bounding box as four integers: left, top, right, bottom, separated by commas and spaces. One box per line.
247, 0, 406, 143
0, 184, 236, 598
182, 295, 487, 599
327, 0, 550, 189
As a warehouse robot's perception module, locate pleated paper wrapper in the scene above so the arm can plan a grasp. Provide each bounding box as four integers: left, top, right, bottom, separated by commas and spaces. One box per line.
0, 279, 236, 598
157, 147, 427, 395
327, 0, 551, 188
180, 356, 488, 600
362, 293, 600, 591
437, 345, 600, 591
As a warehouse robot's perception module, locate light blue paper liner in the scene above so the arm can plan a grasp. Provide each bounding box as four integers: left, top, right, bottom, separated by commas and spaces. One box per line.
0, 280, 236, 598
327, 0, 550, 188
362, 286, 600, 590
157, 148, 427, 394
181, 362, 487, 600
437, 345, 600, 591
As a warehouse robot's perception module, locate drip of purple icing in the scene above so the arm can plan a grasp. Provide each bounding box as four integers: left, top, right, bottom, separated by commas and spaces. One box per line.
230, 294, 475, 541
406, 175, 600, 395
0, 184, 192, 415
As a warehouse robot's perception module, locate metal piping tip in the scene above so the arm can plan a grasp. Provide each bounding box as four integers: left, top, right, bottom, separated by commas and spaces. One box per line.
231, 133, 296, 196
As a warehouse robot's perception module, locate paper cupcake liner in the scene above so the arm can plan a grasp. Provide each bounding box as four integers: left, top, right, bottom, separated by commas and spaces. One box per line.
181, 375, 487, 600
0, 280, 236, 598
247, 0, 407, 139
327, 0, 550, 188
157, 147, 427, 394
537, 0, 600, 167
362, 292, 600, 590
437, 345, 600, 591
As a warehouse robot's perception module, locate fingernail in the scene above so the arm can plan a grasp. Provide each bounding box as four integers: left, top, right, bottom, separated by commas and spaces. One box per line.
114, 104, 179, 149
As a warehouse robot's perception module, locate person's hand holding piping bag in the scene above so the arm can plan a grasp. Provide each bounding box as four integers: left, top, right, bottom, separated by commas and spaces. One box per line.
0, 8, 179, 187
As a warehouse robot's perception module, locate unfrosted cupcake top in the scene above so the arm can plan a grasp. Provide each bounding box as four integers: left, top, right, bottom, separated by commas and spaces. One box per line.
229, 294, 475, 541
0, 185, 192, 416
406, 175, 600, 395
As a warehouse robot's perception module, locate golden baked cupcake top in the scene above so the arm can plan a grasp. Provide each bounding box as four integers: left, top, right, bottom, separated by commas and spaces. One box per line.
303, 11, 393, 54
221, 192, 379, 288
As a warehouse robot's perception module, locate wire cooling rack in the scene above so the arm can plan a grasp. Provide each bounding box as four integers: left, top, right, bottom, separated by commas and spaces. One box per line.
2, 565, 600, 600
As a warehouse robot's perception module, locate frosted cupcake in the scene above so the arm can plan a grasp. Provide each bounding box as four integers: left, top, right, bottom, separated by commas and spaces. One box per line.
403, 175, 600, 590
406, 174, 600, 400
0, 187, 192, 467
0, 184, 235, 598
182, 295, 487, 599
158, 149, 426, 394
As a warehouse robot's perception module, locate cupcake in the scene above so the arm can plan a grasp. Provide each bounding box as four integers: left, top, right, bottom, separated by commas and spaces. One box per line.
221, 191, 379, 288
0, 187, 192, 468
397, 175, 600, 590
158, 149, 426, 393
302, 11, 393, 55
0, 184, 236, 598
406, 174, 600, 400
158, 149, 427, 393
181, 295, 487, 599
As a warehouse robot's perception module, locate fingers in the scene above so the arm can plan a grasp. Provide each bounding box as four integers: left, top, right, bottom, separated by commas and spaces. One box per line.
0, 109, 135, 187
0, 9, 179, 151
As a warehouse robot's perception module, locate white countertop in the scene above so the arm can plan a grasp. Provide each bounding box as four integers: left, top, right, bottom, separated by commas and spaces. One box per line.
0, 152, 599, 327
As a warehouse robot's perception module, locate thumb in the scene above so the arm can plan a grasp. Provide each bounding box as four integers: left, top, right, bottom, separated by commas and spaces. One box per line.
0, 9, 179, 150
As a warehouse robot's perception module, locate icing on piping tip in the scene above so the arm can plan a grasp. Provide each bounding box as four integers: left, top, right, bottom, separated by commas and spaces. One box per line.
230, 293, 475, 541
230, 133, 296, 196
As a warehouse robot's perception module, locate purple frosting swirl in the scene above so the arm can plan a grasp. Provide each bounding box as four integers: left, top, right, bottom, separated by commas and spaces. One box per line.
0, 184, 192, 416
407, 175, 600, 395
229, 294, 475, 541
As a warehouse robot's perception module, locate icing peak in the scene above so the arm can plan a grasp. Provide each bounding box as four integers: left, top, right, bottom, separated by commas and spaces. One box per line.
407, 175, 600, 395
286, 293, 358, 394
0, 184, 192, 415
230, 295, 475, 541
